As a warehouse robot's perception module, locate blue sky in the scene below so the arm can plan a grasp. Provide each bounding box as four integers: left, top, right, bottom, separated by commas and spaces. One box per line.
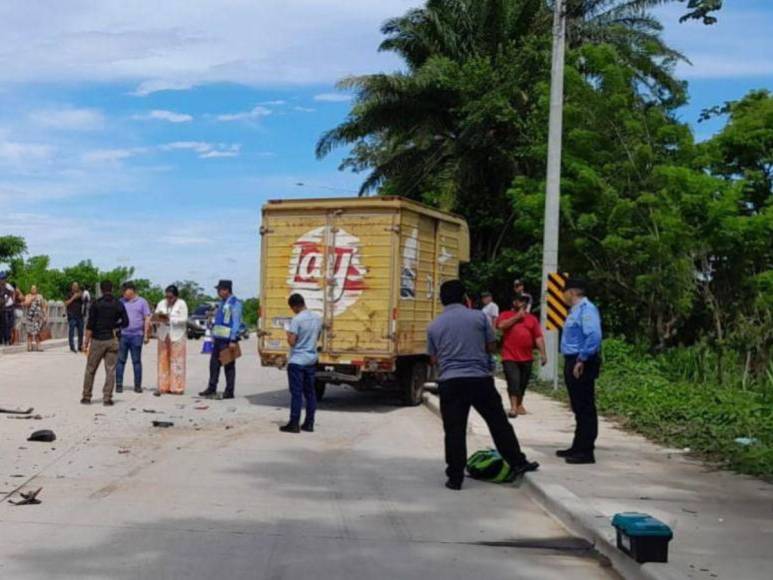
0, 0, 771, 296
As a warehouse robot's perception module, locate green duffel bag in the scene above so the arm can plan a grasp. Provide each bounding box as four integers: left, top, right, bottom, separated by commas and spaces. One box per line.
466, 449, 514, 483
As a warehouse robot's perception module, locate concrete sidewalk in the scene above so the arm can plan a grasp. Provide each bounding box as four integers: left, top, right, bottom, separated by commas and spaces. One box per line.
424, 379, 773, 580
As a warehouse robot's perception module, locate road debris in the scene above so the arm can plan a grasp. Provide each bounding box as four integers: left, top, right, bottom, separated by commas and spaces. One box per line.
27, 429, 56, 442
152, 420, 174, 428
194, 405, 209, 410
0, 406, 34, 415
7, 414, 43, 420
143, 409, 162, 414
10, 488, 42, 505
118, 449, 130, 454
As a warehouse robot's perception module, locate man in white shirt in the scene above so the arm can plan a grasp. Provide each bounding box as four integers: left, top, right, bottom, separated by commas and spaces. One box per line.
480, 291, 499, 329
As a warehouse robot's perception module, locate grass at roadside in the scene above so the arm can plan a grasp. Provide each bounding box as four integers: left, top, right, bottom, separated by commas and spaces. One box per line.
532, 339, 773, 480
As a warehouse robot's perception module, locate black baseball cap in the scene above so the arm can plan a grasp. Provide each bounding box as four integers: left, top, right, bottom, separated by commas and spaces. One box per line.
564, 278, 588, 292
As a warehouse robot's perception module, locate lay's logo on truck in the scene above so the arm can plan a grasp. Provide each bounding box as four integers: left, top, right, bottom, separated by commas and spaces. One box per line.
287, 226, 366, 316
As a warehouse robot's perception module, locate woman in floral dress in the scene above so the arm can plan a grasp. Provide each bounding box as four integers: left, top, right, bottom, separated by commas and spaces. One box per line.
24, 285, 48, 352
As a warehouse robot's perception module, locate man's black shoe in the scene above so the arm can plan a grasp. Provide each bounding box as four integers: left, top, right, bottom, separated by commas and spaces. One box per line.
556, 448, 576, 458
511, 460, 540, 477
103, 400, 114, 407
80, 398, 91, 405
115, 386, 123, 394
279, 423, 300, 434
198, 390, 216, 398
301, 422, 314, 432
445, 480, 462, 491
565, 453, 596, 465
222, 393, 235, 400
134, 387, 143, 394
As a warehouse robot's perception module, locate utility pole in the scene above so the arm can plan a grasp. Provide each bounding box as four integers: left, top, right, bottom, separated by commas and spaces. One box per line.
539, 0, 566, 386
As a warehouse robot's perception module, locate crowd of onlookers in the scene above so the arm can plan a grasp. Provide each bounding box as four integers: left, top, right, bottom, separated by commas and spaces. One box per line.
0, 271, 72, 351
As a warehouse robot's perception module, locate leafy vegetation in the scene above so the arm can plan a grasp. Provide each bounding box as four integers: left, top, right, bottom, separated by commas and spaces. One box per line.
535, 339, 773, 479
319, 0, 770, 375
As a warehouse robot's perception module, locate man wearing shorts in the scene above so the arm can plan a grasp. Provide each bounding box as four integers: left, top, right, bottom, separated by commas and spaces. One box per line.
497, 294, 547, 417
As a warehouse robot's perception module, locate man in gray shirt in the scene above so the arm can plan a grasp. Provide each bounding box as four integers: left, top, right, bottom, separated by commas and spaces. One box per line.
428, 280, 538, 490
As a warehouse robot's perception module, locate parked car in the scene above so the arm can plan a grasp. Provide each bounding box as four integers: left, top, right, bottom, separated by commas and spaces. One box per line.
187, 302, 249, 340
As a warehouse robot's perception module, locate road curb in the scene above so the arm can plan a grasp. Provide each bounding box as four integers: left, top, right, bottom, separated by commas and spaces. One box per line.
422, 391, 687, 580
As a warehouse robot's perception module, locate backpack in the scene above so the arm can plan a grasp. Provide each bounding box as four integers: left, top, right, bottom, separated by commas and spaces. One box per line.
466, 449, 515, 483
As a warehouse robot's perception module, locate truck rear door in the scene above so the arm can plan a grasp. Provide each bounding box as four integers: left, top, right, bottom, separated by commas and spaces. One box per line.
260, 207, 394, 358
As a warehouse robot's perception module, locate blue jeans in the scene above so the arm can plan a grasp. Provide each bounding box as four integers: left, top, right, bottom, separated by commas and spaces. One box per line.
68, 317, 84, 351
116, 334, 144, 389
287, 363, 317, 425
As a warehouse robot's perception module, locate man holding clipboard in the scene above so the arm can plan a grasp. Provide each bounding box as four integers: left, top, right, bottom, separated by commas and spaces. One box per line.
199, 280, 243, 400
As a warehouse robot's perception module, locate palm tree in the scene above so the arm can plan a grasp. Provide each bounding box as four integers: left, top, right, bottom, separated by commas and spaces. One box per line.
316, 0, 686, 262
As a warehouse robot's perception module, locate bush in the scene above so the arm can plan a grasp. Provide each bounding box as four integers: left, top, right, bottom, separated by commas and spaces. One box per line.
536, 339, 773, 479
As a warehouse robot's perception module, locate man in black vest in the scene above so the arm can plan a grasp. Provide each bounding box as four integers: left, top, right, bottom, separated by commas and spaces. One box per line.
82, 280, 129, 406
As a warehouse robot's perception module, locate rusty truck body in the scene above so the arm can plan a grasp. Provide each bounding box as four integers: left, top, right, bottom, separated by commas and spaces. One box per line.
258, 196, 469, 405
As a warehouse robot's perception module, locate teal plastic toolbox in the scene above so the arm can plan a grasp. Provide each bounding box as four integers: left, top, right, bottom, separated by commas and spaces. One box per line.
611, 512, 673, 563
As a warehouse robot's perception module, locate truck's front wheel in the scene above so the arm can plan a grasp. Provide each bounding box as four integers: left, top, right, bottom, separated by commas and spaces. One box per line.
402, 360, 428, 406
314, 380, 327, 402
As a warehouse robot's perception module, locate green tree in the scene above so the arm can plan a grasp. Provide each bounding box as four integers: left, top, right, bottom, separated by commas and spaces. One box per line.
172, 280, 211, 311
131, 278, 165, 308
0, 235, 26, 266
317, 0, 685, 274
242, 297, 260, 328
701, 90, 772, 214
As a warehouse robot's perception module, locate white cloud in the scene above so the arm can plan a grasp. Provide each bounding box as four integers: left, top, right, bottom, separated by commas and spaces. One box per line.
260, 100, 286, 106
0, 140, 55, 165
82, 148, 146, 163
28, 107, 104, 131
215, 105, 271, 122
130, 79, 195, 97
0, 1, 413, 90
313, 93, 353, 102
293, 106, 316, 113
133, 109, 193, 123
162, 141, 240, 159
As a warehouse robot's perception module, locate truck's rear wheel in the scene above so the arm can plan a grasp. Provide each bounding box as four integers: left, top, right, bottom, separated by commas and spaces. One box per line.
314, 380, 327, 402
402, 360, 428, 406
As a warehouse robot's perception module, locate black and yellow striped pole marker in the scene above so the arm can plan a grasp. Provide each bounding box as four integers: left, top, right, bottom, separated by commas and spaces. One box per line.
546, 272, 569, 330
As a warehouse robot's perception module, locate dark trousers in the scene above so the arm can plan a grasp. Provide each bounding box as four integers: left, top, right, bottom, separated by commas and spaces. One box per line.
287, 363, 316, 424
68, 317, 84, 352
0, 310, 12, 345
439, 376, 527, 484
503, 360, 533, 397
208, 340, 235, 395
116, 334, 144, 388
564, 355, 601, 454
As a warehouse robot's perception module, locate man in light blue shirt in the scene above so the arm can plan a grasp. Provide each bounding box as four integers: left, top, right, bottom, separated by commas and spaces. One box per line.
427, 280, 538, 490
558, 278, 603, 465
281, 293, 322, 434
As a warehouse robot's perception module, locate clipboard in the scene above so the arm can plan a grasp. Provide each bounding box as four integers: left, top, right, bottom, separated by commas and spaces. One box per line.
219, 342, 242, 365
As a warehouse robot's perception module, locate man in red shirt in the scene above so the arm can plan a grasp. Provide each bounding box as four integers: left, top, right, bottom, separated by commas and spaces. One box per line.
497, 294, 547, 417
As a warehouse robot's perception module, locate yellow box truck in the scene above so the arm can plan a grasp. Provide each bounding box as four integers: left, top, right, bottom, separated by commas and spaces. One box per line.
258, 196, 470, 405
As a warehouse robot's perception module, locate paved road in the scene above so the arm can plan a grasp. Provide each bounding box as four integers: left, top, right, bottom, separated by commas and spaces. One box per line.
0, 340, 615, 579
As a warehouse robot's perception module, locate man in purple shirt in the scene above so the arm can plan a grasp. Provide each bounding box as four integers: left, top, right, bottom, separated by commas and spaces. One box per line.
116, 281, 152, 394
